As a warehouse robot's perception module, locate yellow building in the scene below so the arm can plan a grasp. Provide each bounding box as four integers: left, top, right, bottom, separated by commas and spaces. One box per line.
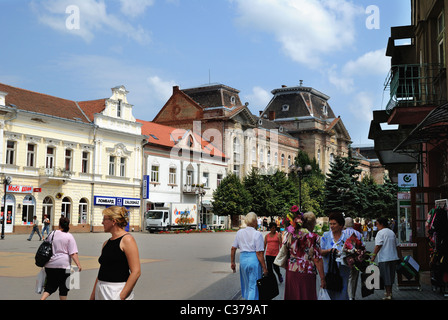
0, 83, 144, 234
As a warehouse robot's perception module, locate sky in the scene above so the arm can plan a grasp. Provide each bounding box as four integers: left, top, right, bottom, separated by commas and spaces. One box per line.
0, 0, 411, 146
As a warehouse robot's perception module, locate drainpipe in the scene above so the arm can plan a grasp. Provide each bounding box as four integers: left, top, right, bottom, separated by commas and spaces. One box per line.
90, 125, 98, 232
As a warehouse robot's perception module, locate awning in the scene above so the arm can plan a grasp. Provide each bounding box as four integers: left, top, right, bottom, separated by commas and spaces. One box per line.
394, 102, 448, 152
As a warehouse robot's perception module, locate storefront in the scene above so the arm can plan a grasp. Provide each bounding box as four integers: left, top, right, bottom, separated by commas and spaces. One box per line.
93, 195, 141, 232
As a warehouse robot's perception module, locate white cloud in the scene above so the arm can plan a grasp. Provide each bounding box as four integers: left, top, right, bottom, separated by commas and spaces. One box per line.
49, 54, 176, 120
119, 0, 155, 18
326, 49, 390, 94
31, 0, 151, 44
343, 49, 390, 76
348, 91, 374, 123
245, 86, 272, 111
231, 0, 363, 67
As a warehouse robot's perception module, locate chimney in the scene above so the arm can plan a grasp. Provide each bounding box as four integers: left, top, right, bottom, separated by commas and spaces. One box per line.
259, 111, 263, 116
173, 86, 180, 93
281, 85, 287, 88
269, 111, 276, 121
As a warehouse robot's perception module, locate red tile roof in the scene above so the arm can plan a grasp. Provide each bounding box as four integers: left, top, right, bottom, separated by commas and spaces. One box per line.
0, 82, 92, 123
137, 119, 226, 159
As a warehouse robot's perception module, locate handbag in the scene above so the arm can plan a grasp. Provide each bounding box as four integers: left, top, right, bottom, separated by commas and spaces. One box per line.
325, 249, 343, 292
35, 231, 55, 267
257, 274, 279, 300
274, 234, 290, 268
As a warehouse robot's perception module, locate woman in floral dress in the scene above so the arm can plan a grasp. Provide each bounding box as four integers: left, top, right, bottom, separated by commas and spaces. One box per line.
283, 207, 326, 300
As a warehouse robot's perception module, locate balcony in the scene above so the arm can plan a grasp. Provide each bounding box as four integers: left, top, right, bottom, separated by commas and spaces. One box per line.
384, 64, 446, 114
39, 167, 72, 185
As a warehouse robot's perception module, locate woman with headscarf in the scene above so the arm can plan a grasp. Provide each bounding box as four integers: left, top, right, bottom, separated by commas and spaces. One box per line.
283, 207, 326, 300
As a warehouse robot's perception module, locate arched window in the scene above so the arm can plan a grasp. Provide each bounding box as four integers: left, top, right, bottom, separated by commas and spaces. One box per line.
42, 196, 53, 223
61, 197, 71, 222
22, 195, 36, 224
79, 198, 88, 224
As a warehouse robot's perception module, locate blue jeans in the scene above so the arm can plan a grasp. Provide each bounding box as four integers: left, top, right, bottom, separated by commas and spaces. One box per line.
42, 224, 50, 237
28, 225, 41, 240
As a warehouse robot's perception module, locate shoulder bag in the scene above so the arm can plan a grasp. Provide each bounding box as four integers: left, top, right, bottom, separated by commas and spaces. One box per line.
274, 233, 291, 269
35, 231, 55, 267
325, 249, 343, 292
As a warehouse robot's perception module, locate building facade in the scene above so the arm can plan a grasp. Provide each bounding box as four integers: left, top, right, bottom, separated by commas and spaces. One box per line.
153, 84, 300, 178
368, 0, 448, 270
260, 84, 352, 174
139, 119, 228, 228
0, 83, 144, 234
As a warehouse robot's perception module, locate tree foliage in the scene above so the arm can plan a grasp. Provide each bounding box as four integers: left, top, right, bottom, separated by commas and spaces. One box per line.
212, 173, 252, 217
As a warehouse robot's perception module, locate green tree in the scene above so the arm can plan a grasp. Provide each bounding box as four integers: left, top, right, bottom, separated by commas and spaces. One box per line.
212, 174, 252, 225
324, 155, 362, 217
243, 168, 277, 217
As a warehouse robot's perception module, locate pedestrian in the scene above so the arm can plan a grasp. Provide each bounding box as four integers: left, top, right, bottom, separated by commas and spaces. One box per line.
27, 216, 42, 241
264, 222, 283, 283
231, 212, 268, 300
42, 214, 51, 239
344, 217, 364, 300
371, 216, 399, 300
321, 212, 350, 300
257, 217, 262, 230
90, 206, 141, 300
262, 217, 268, 231
362, 222, 368, 241
354, 218, 362, 233
40, 217, 82, 300
283, 209, 325, 300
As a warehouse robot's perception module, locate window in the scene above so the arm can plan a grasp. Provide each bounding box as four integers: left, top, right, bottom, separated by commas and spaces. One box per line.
6, 140, 15, 165
82, 152, 89, 173
151, 165, 159, 183
109, 156, 116, 175
27, 144, 36, 167
267, 149, 271, 165
281, 154, 285, 167
233, 165, 240, 177
259, 147, 264, 165
117, 99, 122, 118
46, 147, 55, 169
169, 167, 177, 185
186, 170, 194, 186
251, 147, 256, 163
202, 172, 209, 188
42, 197, 53, 222
274, 152, 278, 166
217, 174, 223, 187
65, 149, 73, 171
438, 12, 445, 66
282, 104, 289, 112
61, 197, 71, 222
233, 137, 240, 163
288, 155, 291, 167
120, 158, 126, 177
78, 198, 88, 224
22, 195, 36, 224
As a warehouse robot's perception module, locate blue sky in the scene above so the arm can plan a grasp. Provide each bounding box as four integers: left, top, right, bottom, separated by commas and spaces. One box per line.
0, 0, 411, 146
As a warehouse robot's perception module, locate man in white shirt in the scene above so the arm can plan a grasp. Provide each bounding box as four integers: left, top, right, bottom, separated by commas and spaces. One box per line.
371, 217, 399, 300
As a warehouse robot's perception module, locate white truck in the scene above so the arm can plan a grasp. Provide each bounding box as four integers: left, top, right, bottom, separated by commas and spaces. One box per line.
145, 203, 198, 233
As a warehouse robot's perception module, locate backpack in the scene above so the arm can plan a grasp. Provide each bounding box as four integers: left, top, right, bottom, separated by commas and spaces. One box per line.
35, 231, 55, 267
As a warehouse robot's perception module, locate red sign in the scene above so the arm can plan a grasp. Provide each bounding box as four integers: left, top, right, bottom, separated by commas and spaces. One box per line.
7, 185, 33, 194
33, 188, 42, 193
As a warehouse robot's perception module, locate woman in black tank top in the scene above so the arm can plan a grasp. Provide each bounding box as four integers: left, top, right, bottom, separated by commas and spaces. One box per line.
90, 206, 141, 300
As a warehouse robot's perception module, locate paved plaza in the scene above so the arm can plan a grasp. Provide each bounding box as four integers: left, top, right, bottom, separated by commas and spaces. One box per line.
0, 231, 446, 301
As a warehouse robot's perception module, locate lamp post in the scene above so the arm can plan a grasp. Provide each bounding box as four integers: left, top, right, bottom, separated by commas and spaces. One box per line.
289, 164, 312, 212
1, 176, 12, 240
195, 185, 206, 230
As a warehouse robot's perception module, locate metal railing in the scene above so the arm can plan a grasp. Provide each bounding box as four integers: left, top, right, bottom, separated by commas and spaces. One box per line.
384, 63, 446, 114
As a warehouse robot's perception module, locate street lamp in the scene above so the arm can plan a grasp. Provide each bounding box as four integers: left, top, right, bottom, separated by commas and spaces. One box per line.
1, 176, 12, 240
195, 185, 206, 230
289, 164, 312, 212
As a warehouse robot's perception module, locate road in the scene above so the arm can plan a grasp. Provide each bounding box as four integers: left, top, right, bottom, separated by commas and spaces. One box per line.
0, 231, 241, 300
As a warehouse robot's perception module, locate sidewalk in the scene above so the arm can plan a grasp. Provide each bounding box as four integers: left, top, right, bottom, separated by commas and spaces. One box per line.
234, 240, 447, 301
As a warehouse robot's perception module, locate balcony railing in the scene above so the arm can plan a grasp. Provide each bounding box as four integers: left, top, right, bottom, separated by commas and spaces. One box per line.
39, 167, 73, 179
384, 64, 446, 114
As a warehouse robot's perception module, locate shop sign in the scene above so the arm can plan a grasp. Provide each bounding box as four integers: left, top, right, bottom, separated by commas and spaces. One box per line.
398, 173, 417, 188
142, 175, 149, 199
94, 196, 140, 207
6, 185, 33, 194
94, 196, 116, 206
